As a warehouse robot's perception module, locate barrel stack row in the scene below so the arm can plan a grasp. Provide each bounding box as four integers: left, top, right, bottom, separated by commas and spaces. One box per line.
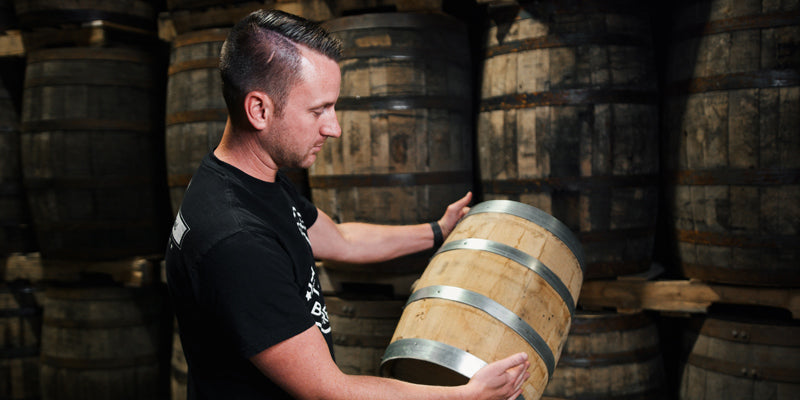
0, 1, 798, 400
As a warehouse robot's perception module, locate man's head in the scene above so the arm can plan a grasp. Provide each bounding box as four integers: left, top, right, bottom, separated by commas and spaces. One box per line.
219, 10, 342, 128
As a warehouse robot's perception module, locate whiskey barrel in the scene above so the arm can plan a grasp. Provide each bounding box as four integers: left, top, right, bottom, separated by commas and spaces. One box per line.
13, 0, 156, 30
316, 13, 474, 226
39, 285, 165, 400
165, 28, 229, 216
478, 2, 660, 280
315, 13, 475, 288
0, 80, 35, 255
20, 47, 169, 260
543, 311, 668, 399
679, 314, 800, 400
663, 0, 800, 286
328, 296, 404, 376
381, 200, 585, 400
0, 281, 42, 400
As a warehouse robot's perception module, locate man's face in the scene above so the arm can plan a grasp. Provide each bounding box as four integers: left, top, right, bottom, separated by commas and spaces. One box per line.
263, 46, 341, 169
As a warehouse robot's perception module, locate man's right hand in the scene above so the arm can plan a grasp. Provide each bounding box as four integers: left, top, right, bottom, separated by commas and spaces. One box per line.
465, 352, 530, 400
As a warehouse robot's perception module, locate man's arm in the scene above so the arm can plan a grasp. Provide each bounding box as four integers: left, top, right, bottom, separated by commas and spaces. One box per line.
308, 192, 472, 263
250, 324, 530, 400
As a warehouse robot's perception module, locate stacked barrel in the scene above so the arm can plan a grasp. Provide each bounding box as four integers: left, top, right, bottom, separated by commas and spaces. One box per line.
9, 1, 171, 399
663, 0, 800, 398
476, 2, 667, 399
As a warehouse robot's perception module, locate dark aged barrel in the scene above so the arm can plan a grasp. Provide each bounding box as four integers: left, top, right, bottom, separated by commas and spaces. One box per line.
679, 314, 800, 399
381, 200, 585, 400
13, 0, 156, 30
39, 285, 165, 400
165, 28, 229, 216
20, 47, 168, 260
0, 281, 43, 400
328, 296, 404, 376
315, 13, 474, 225
477, 2, 660, 280
0, 79, 36, 255
663, 0, 800, 286
543, 311, 668, 400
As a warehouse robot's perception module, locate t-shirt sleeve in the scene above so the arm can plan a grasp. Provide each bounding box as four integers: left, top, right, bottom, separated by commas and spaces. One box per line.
197, 230, 315, 359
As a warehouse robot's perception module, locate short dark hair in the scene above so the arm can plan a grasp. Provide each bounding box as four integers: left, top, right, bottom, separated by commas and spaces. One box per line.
219, 10, 342, 126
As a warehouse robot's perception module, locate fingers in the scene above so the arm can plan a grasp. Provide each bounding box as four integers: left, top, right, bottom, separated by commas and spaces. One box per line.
493, 352, 528, 371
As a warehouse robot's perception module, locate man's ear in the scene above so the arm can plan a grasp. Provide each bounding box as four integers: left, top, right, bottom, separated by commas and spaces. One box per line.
243, 91, 274, 130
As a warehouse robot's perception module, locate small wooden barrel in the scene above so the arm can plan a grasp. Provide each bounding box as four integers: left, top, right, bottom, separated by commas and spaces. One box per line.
679, 315, 800, 400
13, 0, 156, 30
381, 200, 585, 400
543, 311, 667, 399
478, 2, 660, 280
0, 80, 36, 255
20, 47, 169, 260
0, 281, 42, 400
165, 28, 229, 216
39, 285, 165, 400
315, 13, 474, 226
663, 0, 800, 286
328, 296, 404, 376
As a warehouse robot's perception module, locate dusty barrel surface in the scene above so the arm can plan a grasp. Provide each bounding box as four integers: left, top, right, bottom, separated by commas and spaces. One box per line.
39, 285, 165, 400
543, 311, 668, 399
315, 12, 474, 226
679, 314, 800, 400
20, 47, 168, 260
381, 200, 585, 400
477, 2, 660, 280
663, 0, 800, 286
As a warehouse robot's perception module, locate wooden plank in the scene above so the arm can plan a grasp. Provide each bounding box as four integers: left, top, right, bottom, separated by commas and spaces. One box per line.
0, 30, 24, 57
579, 279, 800, 319
3, 252, 162, 288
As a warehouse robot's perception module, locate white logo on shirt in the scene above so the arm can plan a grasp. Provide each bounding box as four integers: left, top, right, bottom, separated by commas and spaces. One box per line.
292, 206, 310, 245
306, 265, 330, 334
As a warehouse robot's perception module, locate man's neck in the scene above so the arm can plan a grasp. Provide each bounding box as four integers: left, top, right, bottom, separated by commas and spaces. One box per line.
214, 119, 279, 183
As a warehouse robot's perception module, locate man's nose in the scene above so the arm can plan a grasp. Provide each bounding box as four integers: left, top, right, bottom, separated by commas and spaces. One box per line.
321, 110, 341, 138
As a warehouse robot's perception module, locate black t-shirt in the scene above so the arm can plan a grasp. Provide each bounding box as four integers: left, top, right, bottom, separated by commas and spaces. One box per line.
166, 153, 333, 399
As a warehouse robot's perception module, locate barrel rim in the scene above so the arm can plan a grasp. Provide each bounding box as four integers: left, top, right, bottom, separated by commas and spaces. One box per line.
322, 12, 465, 34
466, 200, 586, 272
381, 337, 487, 381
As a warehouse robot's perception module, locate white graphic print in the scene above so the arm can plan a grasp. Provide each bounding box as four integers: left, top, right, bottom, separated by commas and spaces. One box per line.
306, 265, 330, 334
292, 206, 310, 245
170, 211, 190, 249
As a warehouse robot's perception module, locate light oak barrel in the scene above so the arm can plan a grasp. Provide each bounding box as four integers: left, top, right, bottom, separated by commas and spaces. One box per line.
381, 200, 585, 400
20, 47, 169, 260
39, 285, 166, 400
477, 2, 659, 280
542, 311, 668, 400
663, 0, 800, 286
679, 315, 800, 400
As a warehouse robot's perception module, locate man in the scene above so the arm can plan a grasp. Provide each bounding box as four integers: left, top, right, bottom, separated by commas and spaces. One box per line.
166, 9, 530, 400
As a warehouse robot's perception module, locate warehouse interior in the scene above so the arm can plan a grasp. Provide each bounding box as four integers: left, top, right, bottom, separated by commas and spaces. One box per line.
1, 0, 798, 399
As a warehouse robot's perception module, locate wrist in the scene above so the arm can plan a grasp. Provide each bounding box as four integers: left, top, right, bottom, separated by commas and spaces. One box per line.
429, 221, 444, 248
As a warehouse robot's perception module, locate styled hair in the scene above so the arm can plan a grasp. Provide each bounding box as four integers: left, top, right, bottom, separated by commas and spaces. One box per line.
219, 10, 342, 126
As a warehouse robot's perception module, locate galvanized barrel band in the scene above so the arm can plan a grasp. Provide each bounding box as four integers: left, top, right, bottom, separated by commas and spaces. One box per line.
466, 200, 586, 273
382, 337, 487, 380
435, 238, 575, 317
407, 285, 556, 379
